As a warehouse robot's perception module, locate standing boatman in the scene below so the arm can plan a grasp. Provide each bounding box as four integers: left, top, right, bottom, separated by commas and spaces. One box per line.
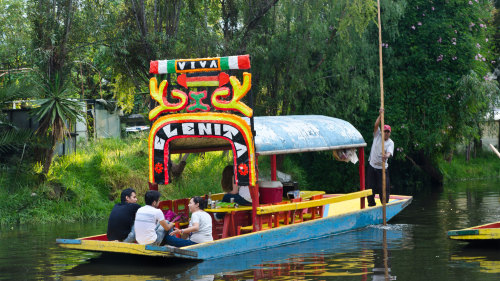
366, 108, 394, 207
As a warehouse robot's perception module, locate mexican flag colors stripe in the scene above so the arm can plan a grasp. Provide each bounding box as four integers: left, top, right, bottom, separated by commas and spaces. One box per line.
150, 55, 250, 74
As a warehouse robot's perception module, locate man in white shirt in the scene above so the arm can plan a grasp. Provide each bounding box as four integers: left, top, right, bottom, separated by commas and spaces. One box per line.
367, 108, 394, 207
134, 190, 175, 245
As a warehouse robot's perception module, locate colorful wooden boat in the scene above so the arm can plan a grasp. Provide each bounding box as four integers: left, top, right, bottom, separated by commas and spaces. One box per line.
448, 221, 500, 243
57, 54, 412, 260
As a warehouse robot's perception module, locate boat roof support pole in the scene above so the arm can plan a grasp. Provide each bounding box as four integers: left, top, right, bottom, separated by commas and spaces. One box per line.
251, 183, 259, 232
358, 147, 365, 209
271, 155, 277, 181
252, 155, 259, 232
149, 182, 158, 191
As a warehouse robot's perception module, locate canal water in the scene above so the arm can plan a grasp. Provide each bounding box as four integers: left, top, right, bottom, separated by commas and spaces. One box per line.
1, 178, 499, 280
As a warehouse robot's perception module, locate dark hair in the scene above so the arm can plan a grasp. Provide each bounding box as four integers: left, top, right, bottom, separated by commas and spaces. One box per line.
145, 190, 161, 205
191, 196, 207, 210
121, 188, 136, 203
221, 165, 234, 192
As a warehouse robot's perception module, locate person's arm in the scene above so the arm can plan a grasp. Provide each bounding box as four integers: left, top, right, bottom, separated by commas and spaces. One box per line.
170, 222, 200, 238
159, 220, 175, 232
374, 108, 384, 134
382, 151, 391, 162
382, 141, 394, 162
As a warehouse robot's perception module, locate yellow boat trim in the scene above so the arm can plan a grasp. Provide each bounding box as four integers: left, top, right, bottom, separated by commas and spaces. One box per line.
256, 190, 372, 215
449, 228, 500, 240
59, 240, 172, 257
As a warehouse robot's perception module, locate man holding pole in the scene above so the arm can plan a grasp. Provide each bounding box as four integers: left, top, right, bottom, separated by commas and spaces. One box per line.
367, 108, 394, 207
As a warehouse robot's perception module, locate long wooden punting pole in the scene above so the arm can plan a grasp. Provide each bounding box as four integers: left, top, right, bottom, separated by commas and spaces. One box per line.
377, 0, 387, 225
490, 144, 500, 158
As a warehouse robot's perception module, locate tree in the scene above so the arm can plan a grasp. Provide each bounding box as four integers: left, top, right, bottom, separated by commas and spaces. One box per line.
381, 0, 499, 184
30, 74, 83, 175
0, 0, 31, 68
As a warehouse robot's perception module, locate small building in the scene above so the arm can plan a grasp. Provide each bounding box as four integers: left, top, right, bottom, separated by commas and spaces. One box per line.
481, 107, 500, 150
2, 99, 121, 155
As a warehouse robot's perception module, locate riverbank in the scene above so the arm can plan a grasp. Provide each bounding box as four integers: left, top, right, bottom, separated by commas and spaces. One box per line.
1, 135, 499, 225
0, 133, 280, 224
438, 151, 500, 182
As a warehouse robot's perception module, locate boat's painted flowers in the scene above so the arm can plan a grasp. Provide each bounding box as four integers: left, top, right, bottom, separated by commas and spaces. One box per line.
154, 162, 163, 174
238, 163, 249, 176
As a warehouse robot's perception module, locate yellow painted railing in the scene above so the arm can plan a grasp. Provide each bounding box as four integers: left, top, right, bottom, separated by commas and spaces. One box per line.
256, 190, 372, 215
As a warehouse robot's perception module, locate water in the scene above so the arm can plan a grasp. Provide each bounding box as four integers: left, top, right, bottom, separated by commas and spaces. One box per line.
1, 179, 500, 280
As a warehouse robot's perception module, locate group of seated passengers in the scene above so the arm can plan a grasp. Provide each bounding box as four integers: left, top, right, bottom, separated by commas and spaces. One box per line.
107, 188, 213, 246
106, 165, 247, 247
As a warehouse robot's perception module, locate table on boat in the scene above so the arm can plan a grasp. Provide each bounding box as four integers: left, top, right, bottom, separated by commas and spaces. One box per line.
204, 190, 325, 238
205, 206, 252, 238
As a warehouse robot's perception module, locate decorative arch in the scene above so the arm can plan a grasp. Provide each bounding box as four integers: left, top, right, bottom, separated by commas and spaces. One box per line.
148, 112, 256, 186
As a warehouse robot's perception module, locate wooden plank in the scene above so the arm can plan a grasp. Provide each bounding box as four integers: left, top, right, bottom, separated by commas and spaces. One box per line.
58, 240, 174, 257
145, 245, 198, 257
448, 230, 479, 236
257, 190, 372, 215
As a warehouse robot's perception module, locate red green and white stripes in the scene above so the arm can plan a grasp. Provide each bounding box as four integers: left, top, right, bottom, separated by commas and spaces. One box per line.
150, 55, 250, 74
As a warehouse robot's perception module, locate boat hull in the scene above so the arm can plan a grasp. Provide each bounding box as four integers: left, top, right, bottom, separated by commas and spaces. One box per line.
448, 221, 500, 243
58, 195, 412, 260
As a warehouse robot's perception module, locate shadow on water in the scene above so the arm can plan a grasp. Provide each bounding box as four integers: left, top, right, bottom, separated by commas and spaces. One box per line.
62, 225, 411, 280
64, 254, 200, 280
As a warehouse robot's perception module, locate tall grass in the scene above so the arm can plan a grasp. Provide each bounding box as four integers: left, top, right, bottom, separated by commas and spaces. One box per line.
0, 133, 152, 224
1, 133, 242, 224
438, 151, 500, 182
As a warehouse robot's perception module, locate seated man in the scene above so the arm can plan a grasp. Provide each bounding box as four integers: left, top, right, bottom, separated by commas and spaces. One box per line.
221, 165, 252, 206
107, 188, 141, 242
134, 190, 175, 245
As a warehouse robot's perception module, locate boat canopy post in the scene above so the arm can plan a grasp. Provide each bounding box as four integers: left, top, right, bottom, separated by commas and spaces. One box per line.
270, 155, 277, 181
251, 183, 259, 232
149, 182, 158, 191
358, 147, 365, 209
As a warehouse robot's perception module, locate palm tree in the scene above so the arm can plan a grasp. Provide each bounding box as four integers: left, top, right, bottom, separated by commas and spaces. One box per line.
30, 74, 83, 175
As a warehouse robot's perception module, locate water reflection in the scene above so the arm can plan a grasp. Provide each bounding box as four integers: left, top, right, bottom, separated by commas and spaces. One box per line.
450, 247, 500, 274
59, 225, 410, 281
1, 179, 500, 280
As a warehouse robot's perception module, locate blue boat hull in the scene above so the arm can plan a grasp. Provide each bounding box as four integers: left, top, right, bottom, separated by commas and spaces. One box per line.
186, 197, 412, 260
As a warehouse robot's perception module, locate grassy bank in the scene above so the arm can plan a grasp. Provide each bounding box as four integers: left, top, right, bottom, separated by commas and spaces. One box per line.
3, 133, 498, 225
0, 133, 150, 224
0, 133, 308, 225
438, 151, 500, 182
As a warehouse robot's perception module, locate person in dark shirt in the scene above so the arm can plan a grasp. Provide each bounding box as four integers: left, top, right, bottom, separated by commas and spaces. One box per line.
106, 188, 141, 242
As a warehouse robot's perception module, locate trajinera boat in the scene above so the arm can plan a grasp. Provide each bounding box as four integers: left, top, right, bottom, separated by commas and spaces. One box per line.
448, 221, 500, 244
57, 54, 412, 260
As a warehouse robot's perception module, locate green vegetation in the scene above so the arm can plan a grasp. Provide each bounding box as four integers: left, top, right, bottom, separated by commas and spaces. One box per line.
438, 151, 500, 182
0, 133, 321, 224
0, 133, 149, 224
1, 131, 499, 225
1, 1, 500, 224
